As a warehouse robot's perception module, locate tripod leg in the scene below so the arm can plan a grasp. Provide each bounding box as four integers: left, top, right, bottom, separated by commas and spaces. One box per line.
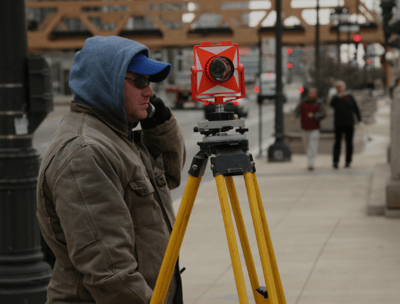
225, 176, 268, 304
151, 175, 202, 304
215, 174, 249, 304
252, 173, 287, 304
243, 172, 279, 304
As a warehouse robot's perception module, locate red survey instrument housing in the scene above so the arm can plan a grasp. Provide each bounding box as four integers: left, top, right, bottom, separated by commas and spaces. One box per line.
191, 41, 246, 106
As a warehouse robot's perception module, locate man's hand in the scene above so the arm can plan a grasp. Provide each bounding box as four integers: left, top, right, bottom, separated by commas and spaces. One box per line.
140, 95, 171, 129
290, 117, 296, 123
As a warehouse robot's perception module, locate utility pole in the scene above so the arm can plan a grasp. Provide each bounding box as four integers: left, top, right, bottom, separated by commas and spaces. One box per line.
0, 1, 53, 303
315, 0, 320, 95
356, 0, 360, 65
267, 0, 291, 162
257, 39, 263, 158
337, 15, 341, 65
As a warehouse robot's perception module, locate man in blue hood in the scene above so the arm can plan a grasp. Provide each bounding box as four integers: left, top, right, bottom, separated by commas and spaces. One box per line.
37, 36, 186, 304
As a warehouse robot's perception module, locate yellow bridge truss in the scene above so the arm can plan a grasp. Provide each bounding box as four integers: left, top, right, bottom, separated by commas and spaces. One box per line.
26, 0, 384, 53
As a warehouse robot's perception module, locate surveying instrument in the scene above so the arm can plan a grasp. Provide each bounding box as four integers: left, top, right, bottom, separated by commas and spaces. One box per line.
150, 41, 287, 304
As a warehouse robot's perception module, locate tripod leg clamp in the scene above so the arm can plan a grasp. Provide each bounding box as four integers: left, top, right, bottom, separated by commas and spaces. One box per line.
188, 152, 208, 178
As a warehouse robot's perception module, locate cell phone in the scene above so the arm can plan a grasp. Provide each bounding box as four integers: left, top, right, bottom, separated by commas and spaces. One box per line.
147, 102, 155, 118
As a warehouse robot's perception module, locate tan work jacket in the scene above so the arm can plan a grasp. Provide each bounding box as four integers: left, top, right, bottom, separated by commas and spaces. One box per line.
37, 103, 186, 304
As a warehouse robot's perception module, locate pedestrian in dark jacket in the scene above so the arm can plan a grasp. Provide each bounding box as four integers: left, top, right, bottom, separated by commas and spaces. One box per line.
330, 80, 361, 168
291, 87, 326, 171
36, 36, 186, 304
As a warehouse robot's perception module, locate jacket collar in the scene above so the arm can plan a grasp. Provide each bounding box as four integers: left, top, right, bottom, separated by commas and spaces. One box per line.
70, 102, 132, 139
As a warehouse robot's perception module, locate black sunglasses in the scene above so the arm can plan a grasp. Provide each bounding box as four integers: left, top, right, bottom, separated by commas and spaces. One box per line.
124, 75, 149, 89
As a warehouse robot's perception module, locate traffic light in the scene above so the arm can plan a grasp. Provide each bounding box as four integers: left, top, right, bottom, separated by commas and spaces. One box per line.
287, 48, 294, 84
353, 34, 362, 43
366, 58, 371, 65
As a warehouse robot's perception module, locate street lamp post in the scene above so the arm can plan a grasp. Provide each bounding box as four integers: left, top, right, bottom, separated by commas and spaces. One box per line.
380, 0, 396, 44
267, 0, 291, 162
355, 0, 360, 65
330, 7, 350, 66
0, 1, 52, 303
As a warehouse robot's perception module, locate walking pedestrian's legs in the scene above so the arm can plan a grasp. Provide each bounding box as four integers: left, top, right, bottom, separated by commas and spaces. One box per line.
301, 130, 310, 155
302, 130, 311, 169
344, 125, 354, 166
308, 129, 320, 168
333, 125, 344, 167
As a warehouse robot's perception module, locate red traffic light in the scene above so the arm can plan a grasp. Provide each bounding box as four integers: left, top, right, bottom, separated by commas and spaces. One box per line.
298, 87, 305, 93
287, 62, 293, 69
366, 58, 371, 65
287, 48, 293, 54
353, 34, 362, 43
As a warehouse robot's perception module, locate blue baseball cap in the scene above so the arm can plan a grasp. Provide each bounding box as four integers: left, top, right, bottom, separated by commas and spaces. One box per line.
127, 52, 171, 82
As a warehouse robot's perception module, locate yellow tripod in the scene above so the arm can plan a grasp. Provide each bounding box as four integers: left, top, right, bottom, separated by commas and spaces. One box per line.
150, 114, 287, 304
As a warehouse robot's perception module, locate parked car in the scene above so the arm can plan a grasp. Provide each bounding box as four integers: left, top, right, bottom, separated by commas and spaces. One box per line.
203, 97, 250, 119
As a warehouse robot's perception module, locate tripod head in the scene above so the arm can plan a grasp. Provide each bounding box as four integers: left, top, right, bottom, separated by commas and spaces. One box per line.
194, 100, 248, 137
190, 97, 253, 178
194, 113, 248, 137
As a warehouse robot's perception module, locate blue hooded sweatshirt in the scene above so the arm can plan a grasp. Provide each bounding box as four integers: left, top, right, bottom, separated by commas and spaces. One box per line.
69, 36, 149, 125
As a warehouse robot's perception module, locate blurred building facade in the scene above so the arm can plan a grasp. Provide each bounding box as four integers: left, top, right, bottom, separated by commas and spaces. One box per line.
25, 0, 385, 96
26, 1, 249, 96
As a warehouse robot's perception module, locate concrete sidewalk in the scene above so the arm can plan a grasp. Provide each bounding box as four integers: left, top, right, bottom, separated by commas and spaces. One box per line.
174, 99, 400, 304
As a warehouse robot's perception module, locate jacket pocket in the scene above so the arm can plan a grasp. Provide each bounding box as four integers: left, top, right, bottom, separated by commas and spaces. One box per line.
128, 175, 155, 196
127, 174, 163, 229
